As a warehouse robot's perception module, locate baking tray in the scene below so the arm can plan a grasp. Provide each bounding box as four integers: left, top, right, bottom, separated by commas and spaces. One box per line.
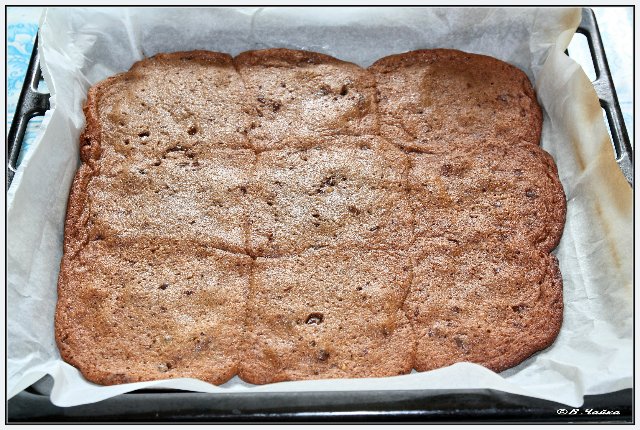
5, 8, 633, 422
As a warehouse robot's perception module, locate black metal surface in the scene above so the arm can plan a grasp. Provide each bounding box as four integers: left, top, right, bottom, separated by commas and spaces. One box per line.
6, 8, 634, 422
6, 34, 50, 189
7, 387, 633, 422
576, 8, 634, 185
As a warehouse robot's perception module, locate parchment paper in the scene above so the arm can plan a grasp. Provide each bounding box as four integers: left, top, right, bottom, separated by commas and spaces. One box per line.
7, 7, 632, 408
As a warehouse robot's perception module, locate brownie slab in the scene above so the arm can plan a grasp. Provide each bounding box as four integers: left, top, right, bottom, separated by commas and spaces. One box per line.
56, 241, 251, 386
248, 135, 413, 256
407, 237, 563, 372
235, 48, 379, 151
56, 48, 566, 386
240, 248, 414, 384
370, 49, 542, 152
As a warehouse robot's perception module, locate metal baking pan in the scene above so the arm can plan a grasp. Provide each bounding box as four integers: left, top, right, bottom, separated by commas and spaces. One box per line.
6, 8, 633, 422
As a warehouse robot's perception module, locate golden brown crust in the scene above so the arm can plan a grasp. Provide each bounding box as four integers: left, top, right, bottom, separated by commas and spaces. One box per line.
235, 48, 347, 68
370, 49, 543, 152
240, 248, 415, 384
57, 48, 564, 386
248, 135, 413, 257
56, 241, 251, 386
235, 48, 379, 151
142, 50, 235, 66
408, 238, 563, 373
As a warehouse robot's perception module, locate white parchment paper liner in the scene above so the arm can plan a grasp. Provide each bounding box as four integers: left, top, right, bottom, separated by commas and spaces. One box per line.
7, 7, 632, 408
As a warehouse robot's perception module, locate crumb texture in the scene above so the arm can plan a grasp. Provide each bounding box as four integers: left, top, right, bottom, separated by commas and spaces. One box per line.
369, 49, 542, 152
56, 240, 251, 385
235, 48, 379, 151
57, 48, 565, 386
241, 248, 414, 384
248, 135, 412, 257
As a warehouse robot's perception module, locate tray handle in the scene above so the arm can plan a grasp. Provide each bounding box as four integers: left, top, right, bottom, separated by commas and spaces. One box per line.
576, 8, 633, 186
7, 34, 50, 189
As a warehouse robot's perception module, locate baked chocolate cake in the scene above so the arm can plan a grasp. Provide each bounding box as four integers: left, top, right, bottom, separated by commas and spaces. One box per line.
56, 48, 565, 386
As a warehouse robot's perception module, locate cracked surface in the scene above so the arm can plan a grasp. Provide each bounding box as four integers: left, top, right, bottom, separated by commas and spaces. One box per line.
408, 237, 563, 372
241, 248, 414, 384
235, 48, 379, 151
57, 48, 565, 386
248, 135, 412, 257
370, 49, 542, 152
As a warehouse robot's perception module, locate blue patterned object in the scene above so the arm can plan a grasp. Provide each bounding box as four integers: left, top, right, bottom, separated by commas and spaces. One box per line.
7, 21, 42, 167
7, 23, 38, 97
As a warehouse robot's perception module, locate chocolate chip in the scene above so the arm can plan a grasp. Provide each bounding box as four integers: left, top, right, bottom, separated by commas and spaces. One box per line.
454, 337, 470, 353
305, 313, 324, 325
512, 304, 526, 313
317, 349, 330, 361
317, 85, 330, 96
